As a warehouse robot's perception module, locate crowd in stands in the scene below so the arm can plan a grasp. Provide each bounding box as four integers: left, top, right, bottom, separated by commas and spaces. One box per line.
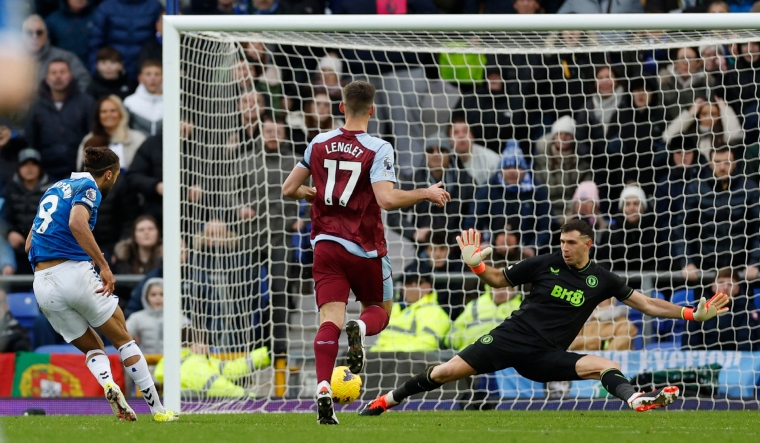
2, 0, 760, 364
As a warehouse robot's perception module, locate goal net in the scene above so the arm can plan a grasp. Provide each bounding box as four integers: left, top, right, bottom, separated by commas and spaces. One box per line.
164, 15, 760, 413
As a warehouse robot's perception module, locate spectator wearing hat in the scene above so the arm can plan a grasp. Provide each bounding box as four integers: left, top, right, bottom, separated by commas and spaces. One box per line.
87, 47, 135, 100
313, 53, 344, 103
618, 77, 667, 197
449, 114, 501, 186
44, 0, 95, 67
22, 14, 91, 92
456, 61, 530, 154
24, 58, 95, 181
369, 269, 450, 353
597, 184, 656, 273
2, 148, 52, 275
533, 115, 592, 218
563, 180, 609, 245
390, 134, 476, 244
475, 143, 552, 255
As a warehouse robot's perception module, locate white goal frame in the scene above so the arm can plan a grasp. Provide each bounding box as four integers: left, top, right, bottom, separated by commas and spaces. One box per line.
162, 13, 760, 413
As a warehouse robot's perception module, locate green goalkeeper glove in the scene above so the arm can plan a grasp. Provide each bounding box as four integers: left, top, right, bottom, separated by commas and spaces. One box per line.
456, 229, 492, 274
681, 292, 730, 321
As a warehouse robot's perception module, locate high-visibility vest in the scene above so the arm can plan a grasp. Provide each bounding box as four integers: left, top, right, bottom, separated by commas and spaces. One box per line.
155, 347, 270, 398
446, 291, 523, 351
370, 291, 450, 352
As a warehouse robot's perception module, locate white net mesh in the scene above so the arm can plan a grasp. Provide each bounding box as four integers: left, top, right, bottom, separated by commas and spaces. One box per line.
175, 28, 760, 412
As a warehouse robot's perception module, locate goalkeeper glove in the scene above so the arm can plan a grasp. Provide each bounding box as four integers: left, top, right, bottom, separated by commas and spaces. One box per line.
681, 292, 730, 321
456, 229, 492, 275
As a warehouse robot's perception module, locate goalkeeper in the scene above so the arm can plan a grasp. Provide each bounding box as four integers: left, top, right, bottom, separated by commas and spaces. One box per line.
360, 219, 730, 415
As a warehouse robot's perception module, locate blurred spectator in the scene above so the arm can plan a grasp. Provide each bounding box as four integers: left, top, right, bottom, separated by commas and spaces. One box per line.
564, 181, 609, 245
536, 31, 597, 121
445, 285, 522, 351
653, 135, 705, 270
215, 0, 251, 13
475, 144, 552, 254
533, 115, 592, 218
700, 44, 740, 107
87, 47, 134, 100
457, 65, 529, 154
136, 10, 162, 72
0, 239, 15, 276
44, 0, 95, 67
685, 267, 760, 351
735, 41, 760, 145
664, 97, 742, 160
287, 88, 343, 154
124, 59, 163, 136
23, 14, 91, 92
707, 0, 731, 11
568, 299, 637, 351
89, 0, 163, 80
3, 148, 52, 275
390, 134, 475, 244
617, 78, 667, 196
314, 53, 344, 103
112, 215, 162, 275
0, 290, 33, 353
25, 58, 95, 180
0, 123, 28, 184
77, 95, 146, 171
406, 232, 466, 318
35, 0, 62, 17
334, 0, 438, 13
241, 42, 284, 112
598, 184, 656, 273
449, 115, 501, 186
558, 0, 643, 13
125, 277, 164, 354
127, 132, 163, 225
677, 146, 760, 282
81, 134, 139, 259
370, 271, 450, 353
235, 115, 298, 354
659, 47, 709, 121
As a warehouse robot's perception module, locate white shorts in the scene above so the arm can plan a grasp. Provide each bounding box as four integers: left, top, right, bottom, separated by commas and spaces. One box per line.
33, 260, 119, 343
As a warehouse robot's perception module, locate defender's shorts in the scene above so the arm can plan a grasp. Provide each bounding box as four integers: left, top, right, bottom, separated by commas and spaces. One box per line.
457, 321, 586, 383
33, 260, 119, 342
312, 240, 393, 308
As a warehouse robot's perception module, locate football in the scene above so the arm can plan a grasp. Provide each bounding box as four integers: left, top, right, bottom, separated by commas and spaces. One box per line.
330, 366, 362, 404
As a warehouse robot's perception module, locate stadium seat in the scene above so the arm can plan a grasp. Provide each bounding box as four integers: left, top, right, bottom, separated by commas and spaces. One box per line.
34, 344, 119, 354
6, 292, 39, 329
646, 289, 693, 349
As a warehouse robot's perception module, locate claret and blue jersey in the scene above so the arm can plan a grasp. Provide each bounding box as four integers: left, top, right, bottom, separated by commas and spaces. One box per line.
28, 172, 102, 266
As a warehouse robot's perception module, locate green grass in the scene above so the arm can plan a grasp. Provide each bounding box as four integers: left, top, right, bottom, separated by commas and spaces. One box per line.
2, 411, 759, 443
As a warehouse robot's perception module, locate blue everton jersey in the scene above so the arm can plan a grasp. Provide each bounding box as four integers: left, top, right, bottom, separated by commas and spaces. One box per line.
29, 172, 102, 266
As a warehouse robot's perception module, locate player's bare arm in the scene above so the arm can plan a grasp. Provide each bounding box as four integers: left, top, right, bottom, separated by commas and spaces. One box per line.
69, 204, 115, 296
623, 289, 730, 321
25, 229, 33, 254
371, 180, 451, 210
283, 165, 317, 202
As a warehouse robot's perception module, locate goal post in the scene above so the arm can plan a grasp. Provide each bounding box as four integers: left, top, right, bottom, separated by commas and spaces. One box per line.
163, 14, 760, 413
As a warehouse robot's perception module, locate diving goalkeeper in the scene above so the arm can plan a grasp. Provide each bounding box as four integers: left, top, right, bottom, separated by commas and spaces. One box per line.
360, 219, 730, 414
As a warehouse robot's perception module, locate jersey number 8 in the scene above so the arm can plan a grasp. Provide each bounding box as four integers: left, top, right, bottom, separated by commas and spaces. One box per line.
35, 195, 59, 234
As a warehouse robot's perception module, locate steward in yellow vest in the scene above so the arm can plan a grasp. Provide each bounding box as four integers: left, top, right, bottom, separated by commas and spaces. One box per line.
446, 285, 522, 351
370, 272, 450, 352
155, 343, 270, 398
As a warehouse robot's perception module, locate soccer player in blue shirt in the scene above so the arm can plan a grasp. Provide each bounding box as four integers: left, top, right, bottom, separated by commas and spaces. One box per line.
26, 146, 178, 422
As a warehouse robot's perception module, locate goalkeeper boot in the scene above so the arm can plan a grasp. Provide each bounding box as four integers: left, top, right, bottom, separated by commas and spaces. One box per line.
345, 320, 365, 374
359, 395, 394, 416
104, 382, 136, 421
153, 410, 180, 422
317, 386, 339, 425
629, 386, 680, 412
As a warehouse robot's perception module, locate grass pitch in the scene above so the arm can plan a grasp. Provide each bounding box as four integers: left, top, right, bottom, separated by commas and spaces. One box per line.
2, 411, 758, 443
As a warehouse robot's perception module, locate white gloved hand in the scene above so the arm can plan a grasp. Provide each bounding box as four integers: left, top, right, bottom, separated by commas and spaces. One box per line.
456, 229, 492, 269
693, 292, 730, 322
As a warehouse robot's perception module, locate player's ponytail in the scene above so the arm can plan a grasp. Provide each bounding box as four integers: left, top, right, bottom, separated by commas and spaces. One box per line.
83, 146, 120, 177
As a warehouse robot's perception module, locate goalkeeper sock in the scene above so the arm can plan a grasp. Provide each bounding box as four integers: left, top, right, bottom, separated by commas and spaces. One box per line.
85, 350, 113, 388
358, 305, 390, 336
119, 341, 165, 415
389, 366, 443, 404
314, 321, 341, 384
600, 368, 638, 403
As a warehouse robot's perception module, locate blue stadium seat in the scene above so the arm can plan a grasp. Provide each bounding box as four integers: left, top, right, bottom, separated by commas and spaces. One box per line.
6, 292, 39, 329
646, 289, 694, 349
34, 344, 119, 354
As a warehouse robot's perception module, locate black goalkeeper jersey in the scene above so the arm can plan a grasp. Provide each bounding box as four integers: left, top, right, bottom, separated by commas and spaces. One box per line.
502, 251, 633, 350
